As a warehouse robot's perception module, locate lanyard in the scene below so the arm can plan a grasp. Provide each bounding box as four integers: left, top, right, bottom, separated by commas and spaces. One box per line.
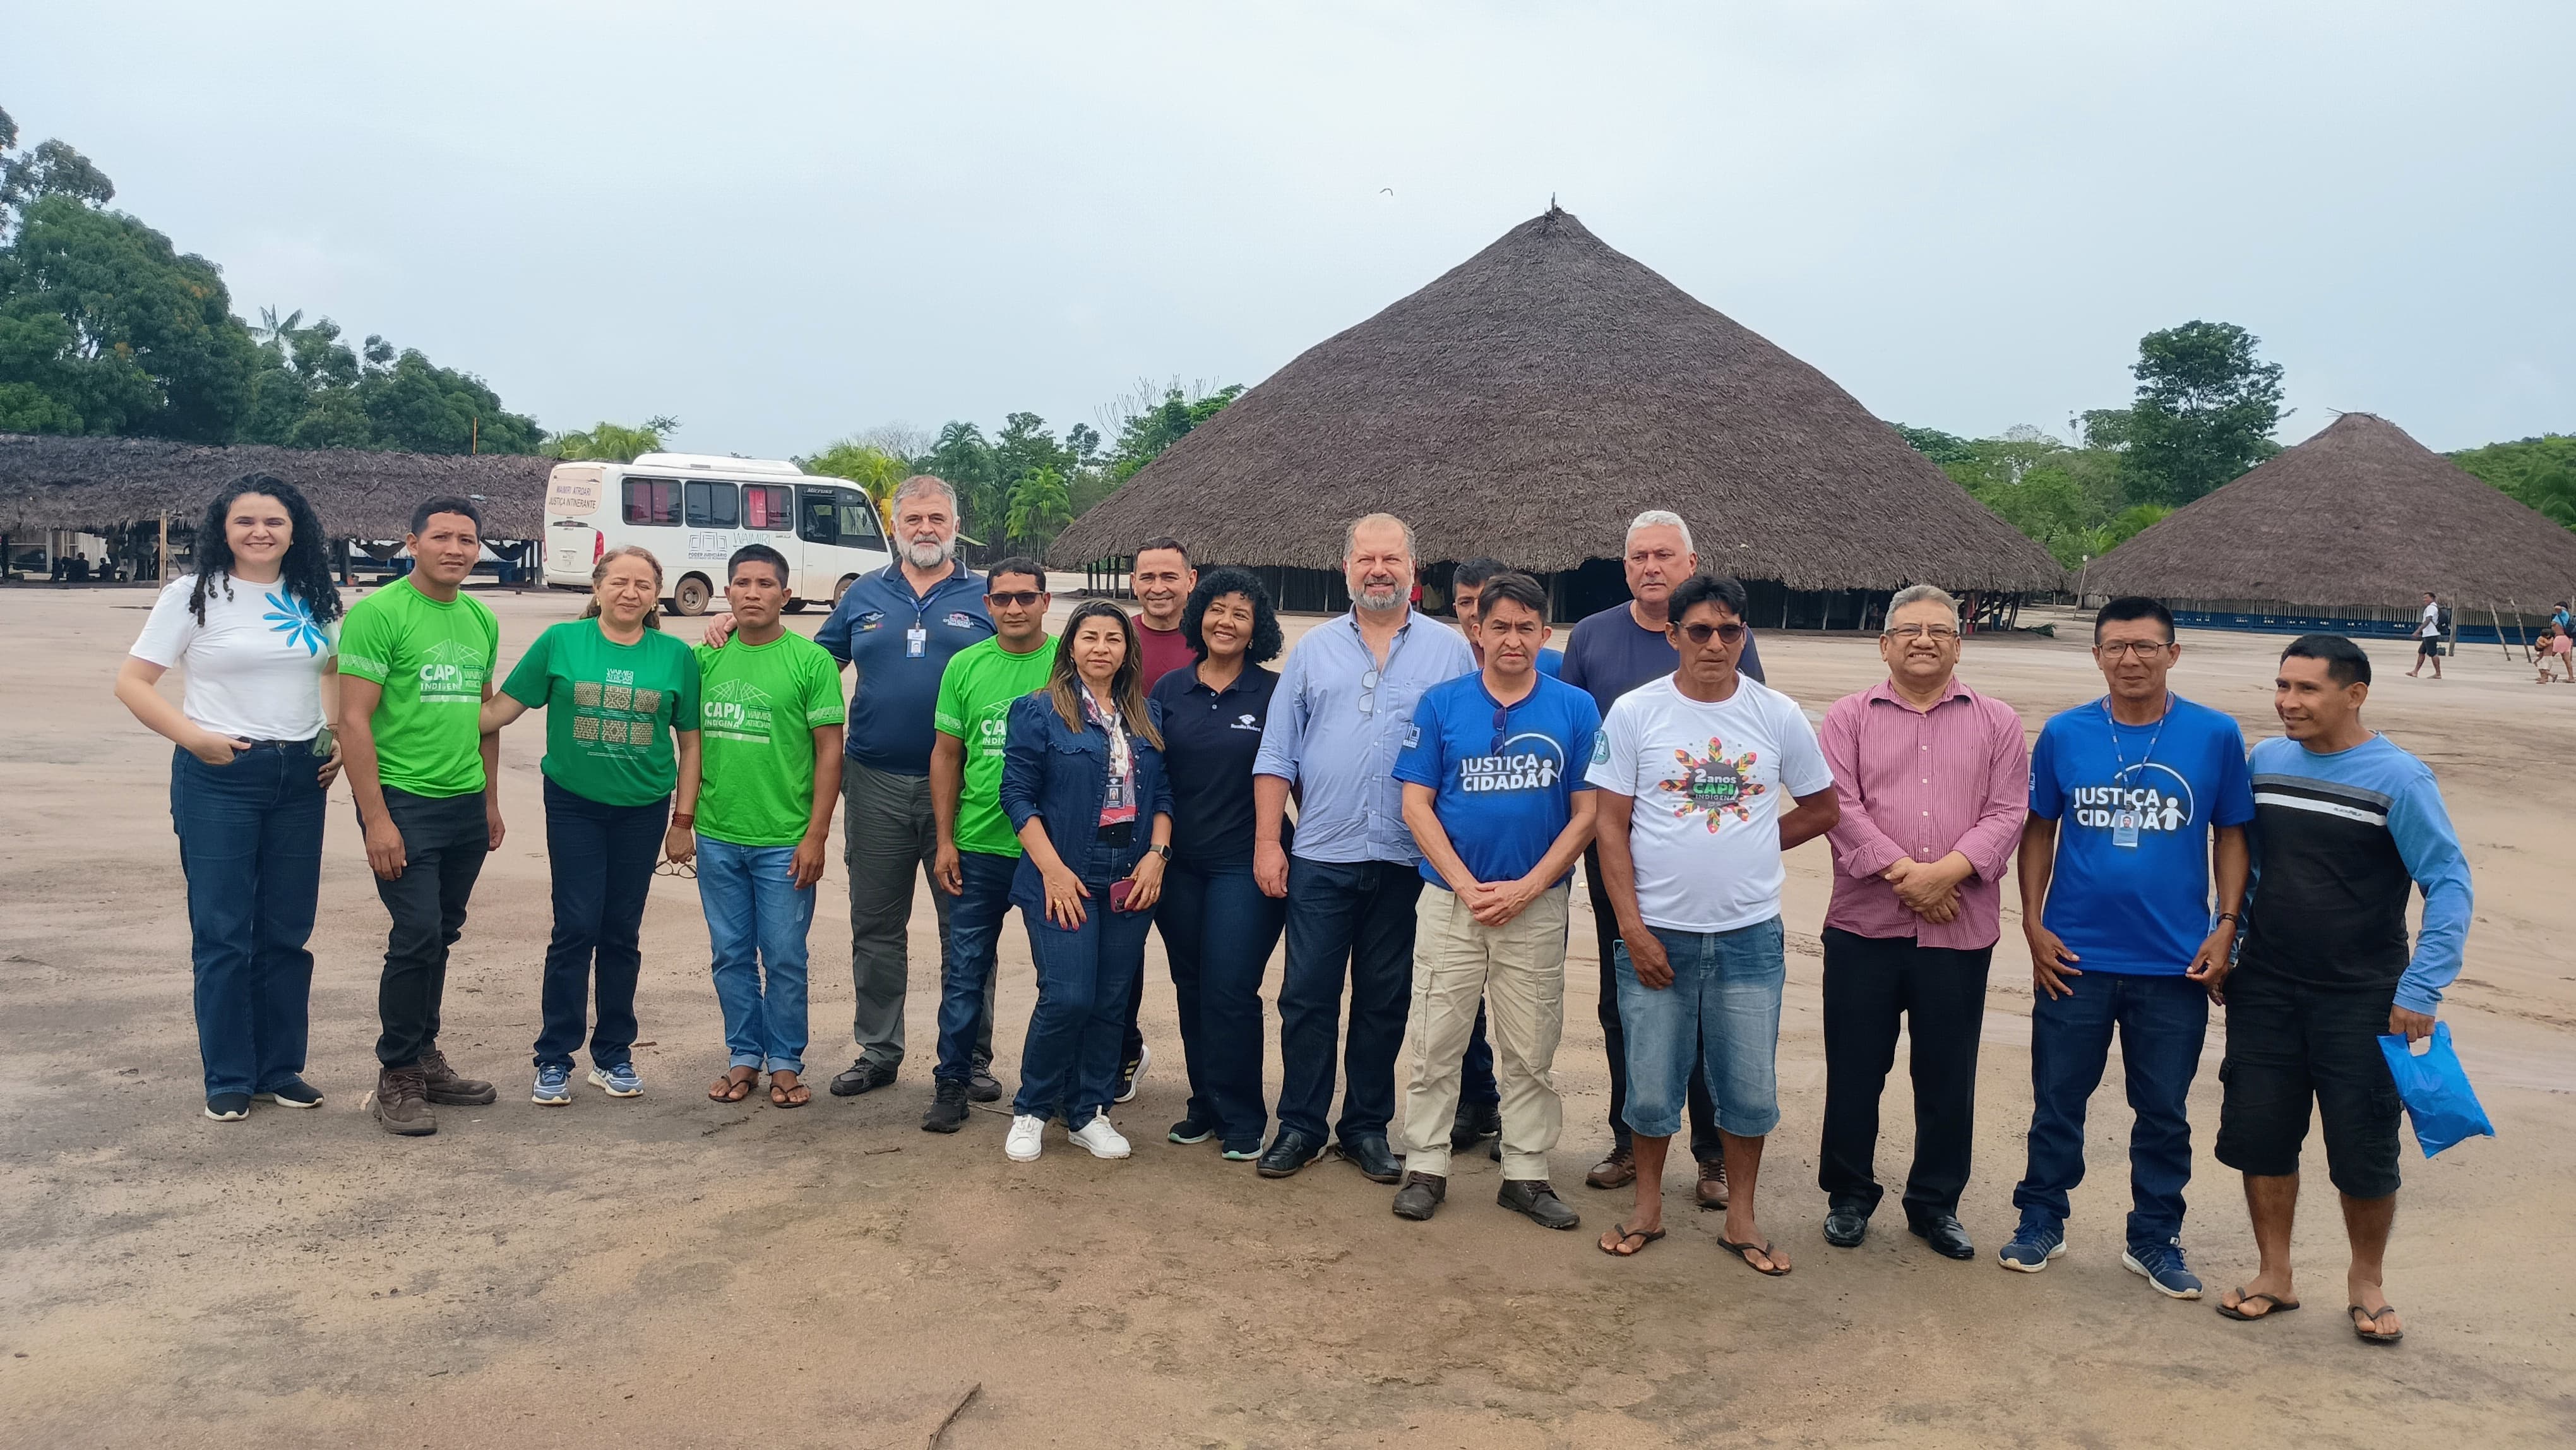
2101, 691, 2172, 780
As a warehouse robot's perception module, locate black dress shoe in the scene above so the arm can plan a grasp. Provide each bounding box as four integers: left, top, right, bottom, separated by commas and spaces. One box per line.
1907, 1212, 1976, 1260
967, 1057, 1003, 1103
1448, 1100, 1502, 1150
1823, 1205, 1871, 1248
1339, 1134, 1404, 1184
1496, 1178, 1580, 1230
830, 1058, 897, 1097
1257, 1129, 1324, 1178
1392, 1171, 1446, 1221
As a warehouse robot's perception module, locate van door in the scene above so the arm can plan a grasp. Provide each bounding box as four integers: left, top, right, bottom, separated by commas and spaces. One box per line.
740, 481, 799, 596
798, 486, 841, 601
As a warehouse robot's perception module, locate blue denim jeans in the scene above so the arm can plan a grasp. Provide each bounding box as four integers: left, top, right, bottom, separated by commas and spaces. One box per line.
696, 837, 816, 1075
2015, 969, 2212, 1245
934, 849, 1021, 1085
1013, 841, 1153, 1123
170, 741, 327, 1098
1614, 917, 1787, 1139
534, 777, 667, 1072
1156, 860, 1286, 1150
1277, 858, 1423, 1145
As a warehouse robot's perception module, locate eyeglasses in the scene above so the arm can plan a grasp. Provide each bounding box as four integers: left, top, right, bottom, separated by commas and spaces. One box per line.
2096, 640, 2176, 660
1358, 667, 1381, 716
1678, 622, 1747, 645
1883, 625, 1960, 642
654, 859, 696, 880
986, 590, 1045, 608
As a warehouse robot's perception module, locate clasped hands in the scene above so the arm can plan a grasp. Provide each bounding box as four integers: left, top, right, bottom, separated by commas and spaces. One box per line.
1883, 853, 1971, 925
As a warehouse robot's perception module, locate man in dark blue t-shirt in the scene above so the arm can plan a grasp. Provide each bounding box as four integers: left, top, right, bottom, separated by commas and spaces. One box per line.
2005, 596, 2253, 1298
1389, 574, 1600, 1231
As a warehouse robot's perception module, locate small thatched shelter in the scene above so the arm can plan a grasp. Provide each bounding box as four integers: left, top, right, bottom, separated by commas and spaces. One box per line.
0, 433, 553, 540
1047, 207, 2061, 622
2083, 412, 2576, 642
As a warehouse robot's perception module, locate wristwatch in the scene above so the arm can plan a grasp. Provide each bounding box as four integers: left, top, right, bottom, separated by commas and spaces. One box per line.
1149, 844, 1172, 861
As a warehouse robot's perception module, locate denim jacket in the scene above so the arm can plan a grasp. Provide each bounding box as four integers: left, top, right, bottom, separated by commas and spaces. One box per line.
999, 691, 1174, 907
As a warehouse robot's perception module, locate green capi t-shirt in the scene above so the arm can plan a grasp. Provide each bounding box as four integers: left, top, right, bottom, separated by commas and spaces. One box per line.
693, 633, 848, 847
932, 634, 1054, 857
501, 620, 701, 807
338, 578, 499, 799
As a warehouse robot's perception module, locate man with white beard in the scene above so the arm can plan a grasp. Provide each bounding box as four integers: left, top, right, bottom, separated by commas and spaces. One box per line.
707, 474, 997, 1099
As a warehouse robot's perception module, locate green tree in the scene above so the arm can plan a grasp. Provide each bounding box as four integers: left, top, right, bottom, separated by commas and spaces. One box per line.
1102, 381, 1243, 482
2118, 321, 2286, 505
2450, 434, 2576, 528
799, 436, 909, 520
921, 421, 999, 536
544, 417, 674, 464
1006, 466, 1073, 545
1890, 422, 1976, 466
0, 109, 115, 239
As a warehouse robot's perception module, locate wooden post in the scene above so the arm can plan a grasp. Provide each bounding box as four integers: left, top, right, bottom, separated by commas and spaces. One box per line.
157, 511, 169, 583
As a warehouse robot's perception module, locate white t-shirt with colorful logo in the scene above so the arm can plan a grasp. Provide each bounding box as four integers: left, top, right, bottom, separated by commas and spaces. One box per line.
1587, 674, 1834, 933
129, 575, 338, 741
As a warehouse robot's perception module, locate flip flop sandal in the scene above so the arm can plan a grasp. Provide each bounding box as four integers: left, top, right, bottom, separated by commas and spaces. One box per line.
1598, 1223, 1667, 1258
2215, 1290, 2301, 1321
1717, 1238, 1790, 1276
2348, 1305, 2404, 1345
769, 1077, 811, 1108
709, 1072, 756, 1103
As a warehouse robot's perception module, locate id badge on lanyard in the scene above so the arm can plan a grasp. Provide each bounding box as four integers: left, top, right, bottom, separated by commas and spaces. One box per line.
2112, 809, 2142, 849
906, 625, 927, 659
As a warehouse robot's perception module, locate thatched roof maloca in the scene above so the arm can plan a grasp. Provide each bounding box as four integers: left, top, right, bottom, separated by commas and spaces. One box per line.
0, 433, 554, 538
2084, 412, 2576, 615
1049, 207, 2063, 594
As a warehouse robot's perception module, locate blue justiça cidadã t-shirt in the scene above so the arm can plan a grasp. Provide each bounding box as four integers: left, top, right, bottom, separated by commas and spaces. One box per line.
2027, 693, 2255, 975
1393, 671, 1601, 890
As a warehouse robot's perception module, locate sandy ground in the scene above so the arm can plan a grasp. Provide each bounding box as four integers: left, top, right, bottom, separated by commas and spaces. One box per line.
3, 581, 2572, 1449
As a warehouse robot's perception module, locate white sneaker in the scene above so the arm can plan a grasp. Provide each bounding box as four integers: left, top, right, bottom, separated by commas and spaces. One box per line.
1005, 1114, 1046, 1162
1068, 1110, 1132, 1160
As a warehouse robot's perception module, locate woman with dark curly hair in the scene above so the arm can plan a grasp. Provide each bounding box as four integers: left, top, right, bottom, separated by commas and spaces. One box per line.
114, 475, 345, 1122
1144, 566, 1292, 1159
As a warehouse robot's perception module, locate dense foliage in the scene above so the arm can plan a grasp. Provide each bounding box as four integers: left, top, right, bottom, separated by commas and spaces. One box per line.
2448, 435, 2576, 528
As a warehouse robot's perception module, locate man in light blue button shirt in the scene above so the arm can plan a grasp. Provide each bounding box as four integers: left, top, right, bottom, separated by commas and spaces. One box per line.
1251, 513, 1476, 1182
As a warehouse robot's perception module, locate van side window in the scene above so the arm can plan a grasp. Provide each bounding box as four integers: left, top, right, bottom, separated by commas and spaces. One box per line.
685, 480, 740, 529
743, 484, 792, 531
799, 486, 838, 546
623, 478, 679, 525
837, 489, 884, 547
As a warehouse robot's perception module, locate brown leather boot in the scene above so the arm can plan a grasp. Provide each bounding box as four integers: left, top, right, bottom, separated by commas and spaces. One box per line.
1391, 1171, 1446, 1221
1585, 1143, 1637, 1190
1697, 1159, 1730, 1211
372, 1065, 437, 1136
418, 1047, 497, 1106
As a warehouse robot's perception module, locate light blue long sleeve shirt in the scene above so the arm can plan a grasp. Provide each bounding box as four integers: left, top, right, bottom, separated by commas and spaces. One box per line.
1253, 609, 1475, 865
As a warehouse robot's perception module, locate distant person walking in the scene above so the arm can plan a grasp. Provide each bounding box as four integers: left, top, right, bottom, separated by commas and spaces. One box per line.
1251, 514, 1476, 1183
693, 546, 845, 1108
1815, 585, 2027, 1262
337, 496, 505, 1137
997, 602, 1174, 1164
1558, 510, 1764, 1204
480, 546, 702, 1107
2210, 635, 2472, 1346
2404, 592, 2444, 679
1589, 573, 1837, 1269
2003, 597, 2253, 1298
116, 476, 345, 1122
1145, 567, 1292, 1159
2536, 620, 2573, 685
922, 558, 1057, 1134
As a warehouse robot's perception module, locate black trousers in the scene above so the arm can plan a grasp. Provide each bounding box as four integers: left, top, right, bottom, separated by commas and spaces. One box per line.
1818, 926, 1993, 1218
1585, 846, 1720, 1163
369, 787, 491, 1069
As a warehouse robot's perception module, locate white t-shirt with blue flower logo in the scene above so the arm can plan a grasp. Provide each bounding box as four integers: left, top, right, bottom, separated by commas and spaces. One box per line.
130, 575, 339, 741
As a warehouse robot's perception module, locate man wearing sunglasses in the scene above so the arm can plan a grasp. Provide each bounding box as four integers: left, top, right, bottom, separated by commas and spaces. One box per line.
1588, 573, 1837, 1270
1252, 513, 1476, 1182
1815, 585, 2029, 1263
1389, 573, 1599, 1230
2002, 596, 2253, 1298
921, 560, 1057, 1133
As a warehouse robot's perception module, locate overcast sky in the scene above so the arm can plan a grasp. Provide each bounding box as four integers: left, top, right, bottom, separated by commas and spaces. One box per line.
10, 3, 2570, 458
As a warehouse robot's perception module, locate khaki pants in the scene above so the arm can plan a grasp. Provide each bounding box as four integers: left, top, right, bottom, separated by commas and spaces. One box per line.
1400, 884, 1570, 1180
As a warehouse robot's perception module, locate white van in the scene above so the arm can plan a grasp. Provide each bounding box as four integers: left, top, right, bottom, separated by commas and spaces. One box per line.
542, 453, 892, 615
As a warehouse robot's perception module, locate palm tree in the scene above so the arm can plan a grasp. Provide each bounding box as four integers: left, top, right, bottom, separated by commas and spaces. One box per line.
251, 306, 304, 357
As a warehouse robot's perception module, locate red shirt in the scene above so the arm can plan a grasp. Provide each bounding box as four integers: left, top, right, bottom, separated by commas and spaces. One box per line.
1818, 676, 2030, 949
1134, 618, 1195, 691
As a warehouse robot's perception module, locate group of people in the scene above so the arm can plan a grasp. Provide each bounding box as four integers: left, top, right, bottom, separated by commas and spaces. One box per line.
122, 476, 2472, 1346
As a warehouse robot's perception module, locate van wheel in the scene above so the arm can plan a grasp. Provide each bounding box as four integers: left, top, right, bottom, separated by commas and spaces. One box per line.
833, 575, 860, 606
672, 574, 713, 616
782, 599, 808, 614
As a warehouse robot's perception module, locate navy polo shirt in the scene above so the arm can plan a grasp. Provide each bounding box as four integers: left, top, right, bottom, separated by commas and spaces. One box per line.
1148, 662, 1287, 866
1558, 603, 1763, 717
813, 560, 993, 774
1393, 671, 1601, 890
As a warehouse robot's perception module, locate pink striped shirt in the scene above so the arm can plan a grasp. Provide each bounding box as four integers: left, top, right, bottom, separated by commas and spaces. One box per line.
1820, 676, 2029, 949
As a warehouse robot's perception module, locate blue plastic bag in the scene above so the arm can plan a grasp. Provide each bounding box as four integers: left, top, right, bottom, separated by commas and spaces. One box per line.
2377, 1022, 2497, 1158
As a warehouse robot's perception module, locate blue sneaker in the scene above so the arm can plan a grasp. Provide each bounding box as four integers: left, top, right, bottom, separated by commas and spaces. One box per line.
532, 1065, 573, 1105
1997, 1217, 2066, 1273
588, 1063, 644, 1098
2122, 1238, 2203, 1299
